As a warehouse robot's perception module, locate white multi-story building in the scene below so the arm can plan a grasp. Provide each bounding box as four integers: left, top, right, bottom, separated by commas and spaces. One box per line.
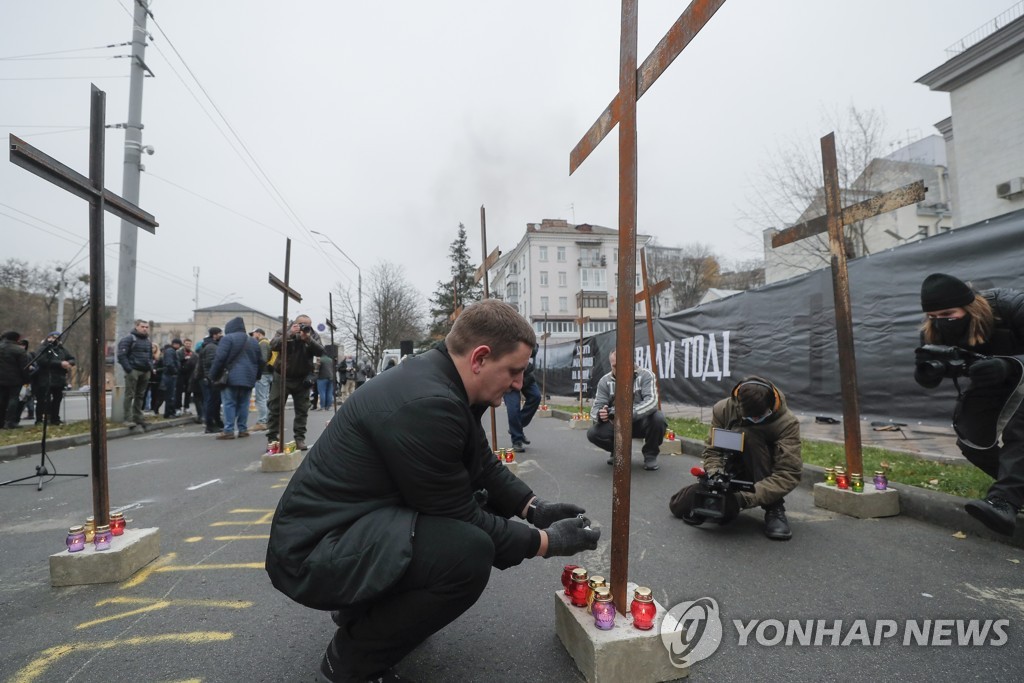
918, 2, 1024, 227
488, 218, 652, 342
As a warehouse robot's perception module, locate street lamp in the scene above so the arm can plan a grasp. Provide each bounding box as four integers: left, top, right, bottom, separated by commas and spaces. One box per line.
311, 230, 362, 358
56, 243, 90, 332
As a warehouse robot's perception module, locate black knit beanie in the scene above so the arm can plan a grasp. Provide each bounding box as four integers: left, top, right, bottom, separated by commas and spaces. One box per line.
920, 273, 975, 312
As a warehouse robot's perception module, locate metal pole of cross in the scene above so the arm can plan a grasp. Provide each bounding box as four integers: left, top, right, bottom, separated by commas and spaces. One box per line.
475, 205, 502, 451
269, 239, 302, 449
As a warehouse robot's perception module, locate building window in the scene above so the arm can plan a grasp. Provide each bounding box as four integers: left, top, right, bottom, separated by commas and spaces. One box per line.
540, 296, 549, 312
577, 291, 609, 309
559, 296, 568, 312
558, 271, 567, 287
540, 271, 549, 287
539, 246, 548, 262
580, 268, 607, 290
557, 246, 566, 262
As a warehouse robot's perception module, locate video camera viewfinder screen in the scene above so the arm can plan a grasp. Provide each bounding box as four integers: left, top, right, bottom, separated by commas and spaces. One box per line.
710, 427, 744, 452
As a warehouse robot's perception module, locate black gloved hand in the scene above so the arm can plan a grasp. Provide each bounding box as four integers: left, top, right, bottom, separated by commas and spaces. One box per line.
968, 358, 1010, 387
543, 516, 601, 558
526, 498, 585, 529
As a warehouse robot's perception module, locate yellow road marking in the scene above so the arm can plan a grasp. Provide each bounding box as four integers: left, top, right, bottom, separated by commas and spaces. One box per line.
157, 563, 264, 572
11, 632, 232, 683
120, 552, 177, 590
184, 536, 203, 542
228, 508, 275, 513
77, 597, 253, 629
213, 535, 269, 541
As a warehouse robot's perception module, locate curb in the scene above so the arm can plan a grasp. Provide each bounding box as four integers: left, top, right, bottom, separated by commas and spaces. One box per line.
0, 416, 199, 463
550, 410, 1023, 549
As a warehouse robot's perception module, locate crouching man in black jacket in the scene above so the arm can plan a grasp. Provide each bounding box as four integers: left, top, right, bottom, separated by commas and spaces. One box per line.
266, 300, 599, 683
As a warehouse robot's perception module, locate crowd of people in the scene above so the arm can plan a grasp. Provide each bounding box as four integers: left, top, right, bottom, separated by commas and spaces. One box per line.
0, 330, 76, 429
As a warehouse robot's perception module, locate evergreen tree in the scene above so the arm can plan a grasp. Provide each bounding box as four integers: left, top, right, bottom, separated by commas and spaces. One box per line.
428, 223, 482, 339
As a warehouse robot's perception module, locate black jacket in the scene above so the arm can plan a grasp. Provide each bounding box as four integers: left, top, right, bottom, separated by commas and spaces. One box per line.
0, 339, 30, 386
269, 330, 324, 381
116, 330, 153, 373
32, 341, 75, 389
975, 288, 1024, 356
266, 343, 538, 610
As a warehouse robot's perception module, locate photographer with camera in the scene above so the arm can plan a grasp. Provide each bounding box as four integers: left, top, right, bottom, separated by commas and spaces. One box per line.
266, 314, 324, 452
669, 377, 802, 540
915, 273, 1024, 536
587, 350, 666, 471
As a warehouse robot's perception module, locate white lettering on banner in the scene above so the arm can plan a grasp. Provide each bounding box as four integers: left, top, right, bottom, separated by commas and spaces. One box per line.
676, 333, 732, 382
571, 369, 591, 380
729, 618, 1009, 647
572, 382, 588, 393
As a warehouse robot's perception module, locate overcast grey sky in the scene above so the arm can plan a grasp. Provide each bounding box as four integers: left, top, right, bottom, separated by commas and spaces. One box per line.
1, 1, 1015, 328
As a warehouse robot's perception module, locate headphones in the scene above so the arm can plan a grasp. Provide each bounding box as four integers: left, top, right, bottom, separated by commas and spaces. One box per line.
731, 378, 781, 413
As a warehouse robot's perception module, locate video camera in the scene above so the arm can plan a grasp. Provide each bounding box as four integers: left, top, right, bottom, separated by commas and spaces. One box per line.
915, 344, 987, 383
691, 428, 755, 521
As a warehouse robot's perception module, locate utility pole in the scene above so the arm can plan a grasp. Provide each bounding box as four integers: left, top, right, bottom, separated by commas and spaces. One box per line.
112, 0, 152, 421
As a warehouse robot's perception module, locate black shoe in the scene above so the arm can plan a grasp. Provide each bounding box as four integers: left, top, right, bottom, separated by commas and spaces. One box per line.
512, 442, 525, 453
297, 439, 308, 451
965, 497, 1019, 536
643, 456, 660, 471
764, 505, 792, 540
681, 512, 705, 527
520, 436, 531, 445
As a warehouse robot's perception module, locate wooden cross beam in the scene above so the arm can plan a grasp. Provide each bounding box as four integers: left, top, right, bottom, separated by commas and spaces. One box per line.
474, 245, 500, 285
7, 85, 157, 522
569, 0, 725, 612
637, 249, 671, 410
269, 238, 303, 446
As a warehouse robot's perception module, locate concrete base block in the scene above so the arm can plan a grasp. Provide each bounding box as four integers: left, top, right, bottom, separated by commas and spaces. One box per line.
554, 590, 686, 683
535, 407, 553, 419
813, 482, 900, 518
569, 418, 591, 430
261, 450, 304, 472
50, 527, 160, 587
659, 440, 682, 455
503, 460, 520, 476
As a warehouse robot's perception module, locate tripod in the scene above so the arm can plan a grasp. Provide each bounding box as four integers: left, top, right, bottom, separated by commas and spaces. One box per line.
0, 309, 90, 491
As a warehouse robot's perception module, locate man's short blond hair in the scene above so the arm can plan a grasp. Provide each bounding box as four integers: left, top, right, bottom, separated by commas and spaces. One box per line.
446, 299, 535, 359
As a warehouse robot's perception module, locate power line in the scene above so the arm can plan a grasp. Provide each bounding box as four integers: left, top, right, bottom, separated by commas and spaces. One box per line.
0, 44, 128, 60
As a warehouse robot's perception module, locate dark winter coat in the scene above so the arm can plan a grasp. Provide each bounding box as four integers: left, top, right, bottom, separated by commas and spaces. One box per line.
116, 330, 153, 373
0, 339, 30, 387
197, 336, 220, 379
265, 342, 539, 611
208, 317, 262, 389
269, 330, 324, 381
32, 341, 75, 390
975, 288, 1024, 356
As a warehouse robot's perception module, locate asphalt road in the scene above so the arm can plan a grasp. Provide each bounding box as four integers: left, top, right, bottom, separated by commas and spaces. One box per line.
0, 404, 1021, 682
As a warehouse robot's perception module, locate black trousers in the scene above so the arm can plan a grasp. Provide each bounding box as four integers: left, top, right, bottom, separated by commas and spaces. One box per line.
329, 515, 494, 678
35, 385, 65, 423
959, 404, 1024, 509
586, 410, 666, 457
0, 384, 20, 428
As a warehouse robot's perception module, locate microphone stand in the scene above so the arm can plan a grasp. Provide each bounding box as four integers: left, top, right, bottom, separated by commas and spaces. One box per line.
0, 305, 90, 491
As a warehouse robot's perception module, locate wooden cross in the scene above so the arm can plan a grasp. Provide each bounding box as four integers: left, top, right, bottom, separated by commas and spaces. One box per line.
540, 313, 551, 408
268, 238, 303, 446
637, 249, 671, 410
770, 132, 926, 477
327, 292, 338, 415
448, 277, 463, 323
478, 205, 497, 451
574, 295, 591, 416
569, 0, 726, 612
6, 85, 157, 520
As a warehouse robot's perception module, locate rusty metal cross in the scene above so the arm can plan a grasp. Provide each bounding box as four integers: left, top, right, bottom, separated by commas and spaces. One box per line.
6, 85, 157, 522
771, 132, 926, 477
268, 238, 303, 447
569, 0, 726, 611
477, 205, 500, 451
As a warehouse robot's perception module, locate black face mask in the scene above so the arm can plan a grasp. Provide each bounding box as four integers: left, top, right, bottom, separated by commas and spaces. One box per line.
935, 316, 970, 346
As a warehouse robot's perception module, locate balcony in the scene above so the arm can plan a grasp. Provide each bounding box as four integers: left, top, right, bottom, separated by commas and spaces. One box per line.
577, 255, 606, 268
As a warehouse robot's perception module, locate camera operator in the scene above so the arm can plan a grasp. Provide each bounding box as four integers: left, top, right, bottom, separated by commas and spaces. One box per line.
32, 331, 75, 425
915, 273, 1024, 536
587, 350, 666, 471
266, 314, 324, 451
669, 377, 802, 540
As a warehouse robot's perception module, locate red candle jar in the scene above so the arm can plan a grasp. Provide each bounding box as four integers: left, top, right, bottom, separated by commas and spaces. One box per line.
630, 586, 657, 630
569, 568, 590, 607
109, 511, 126, 536
836, 468, 850, 489
561, 565, 579, 595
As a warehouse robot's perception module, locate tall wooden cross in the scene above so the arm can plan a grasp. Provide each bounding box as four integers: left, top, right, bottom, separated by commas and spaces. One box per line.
637, 249, 671, 409
477, 205, 500, 451
569, 0, 726, 612
7, 85, 157, 520
327, 291, 338, 415
540, 313, 551, 409
574, 294, 591, 416
268, 238, 303, 446
771, 132, 926, 477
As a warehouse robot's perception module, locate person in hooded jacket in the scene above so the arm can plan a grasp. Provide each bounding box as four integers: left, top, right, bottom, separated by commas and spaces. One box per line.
208, 317, 262, 439
669, 376, 802, 540
915, 273, 1024, 536
265, 299, 598, 683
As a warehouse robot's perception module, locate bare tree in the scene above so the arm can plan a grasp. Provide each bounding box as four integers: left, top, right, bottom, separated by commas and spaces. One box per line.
741, 105, 889, 277
645, 241, 721, 313
333, 261, 424, 368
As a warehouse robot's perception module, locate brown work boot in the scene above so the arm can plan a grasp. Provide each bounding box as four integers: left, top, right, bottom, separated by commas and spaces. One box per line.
237, 430, 250, 438
216, 432, 236, 440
